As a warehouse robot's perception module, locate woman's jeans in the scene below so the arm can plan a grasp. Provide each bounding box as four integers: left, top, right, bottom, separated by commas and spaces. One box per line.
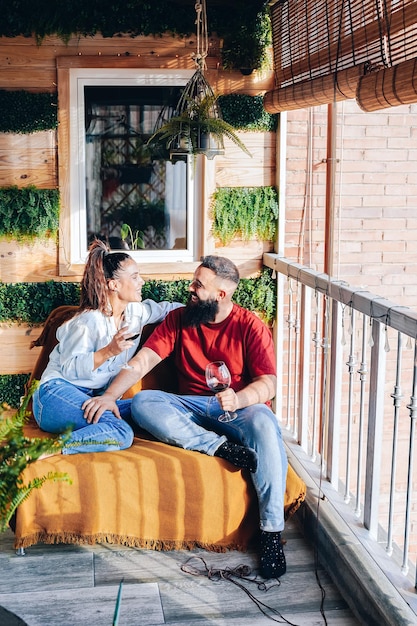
33, 379, 134, 454
131, 390, 288, 532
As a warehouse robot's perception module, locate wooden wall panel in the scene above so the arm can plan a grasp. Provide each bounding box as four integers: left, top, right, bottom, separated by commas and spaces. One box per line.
0, 324, 42, 375
0, 35, 274, 95
0, 131, 57, 188
0, 240, 58, 282
215, 133, 276, 187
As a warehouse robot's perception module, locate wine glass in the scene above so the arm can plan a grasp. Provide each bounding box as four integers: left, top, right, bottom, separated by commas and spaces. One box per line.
120, 310, 134, 370
205, 361, 237, 422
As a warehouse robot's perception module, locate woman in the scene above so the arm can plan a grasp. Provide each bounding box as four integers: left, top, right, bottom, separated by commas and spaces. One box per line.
32, 238, 181, 454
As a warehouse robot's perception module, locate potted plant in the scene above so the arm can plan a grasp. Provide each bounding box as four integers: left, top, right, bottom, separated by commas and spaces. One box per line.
147, 94, 251, 160
102, 138, 154, 185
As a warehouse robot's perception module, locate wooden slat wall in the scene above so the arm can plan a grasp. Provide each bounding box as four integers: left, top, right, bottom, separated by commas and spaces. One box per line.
0, 34, 274, 94
0, 33, 276, 376
0, 240, 58, 282
0, 131, 57, 188
0, 325, 43, 375
215, 134, 276, 187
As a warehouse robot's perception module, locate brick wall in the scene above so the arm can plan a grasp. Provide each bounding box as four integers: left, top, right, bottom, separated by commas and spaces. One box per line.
284, 100, 417, 309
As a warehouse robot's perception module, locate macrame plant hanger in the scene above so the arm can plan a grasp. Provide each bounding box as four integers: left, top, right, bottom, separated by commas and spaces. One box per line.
162, 0, 225, 160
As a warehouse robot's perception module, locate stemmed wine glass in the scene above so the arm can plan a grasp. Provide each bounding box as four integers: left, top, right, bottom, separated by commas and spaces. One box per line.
120, 310, 135, 370
205, 361, 237, 422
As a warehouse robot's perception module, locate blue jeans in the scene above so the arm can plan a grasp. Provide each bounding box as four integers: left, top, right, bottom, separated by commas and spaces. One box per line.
131, 390, 288, 531
33, 379, 134, 454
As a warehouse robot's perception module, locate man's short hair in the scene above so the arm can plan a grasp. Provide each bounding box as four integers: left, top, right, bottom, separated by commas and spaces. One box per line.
200, 255, 240, 285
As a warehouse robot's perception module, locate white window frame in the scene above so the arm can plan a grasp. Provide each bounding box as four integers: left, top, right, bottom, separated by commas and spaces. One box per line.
64, 67, 199, 268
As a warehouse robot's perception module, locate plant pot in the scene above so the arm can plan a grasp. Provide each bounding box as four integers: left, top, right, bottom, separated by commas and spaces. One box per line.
195, 131, 224, 159
118, 164, 153, 185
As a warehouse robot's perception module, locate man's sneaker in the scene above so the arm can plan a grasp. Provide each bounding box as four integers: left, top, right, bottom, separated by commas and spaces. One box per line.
259, 530, 286, 579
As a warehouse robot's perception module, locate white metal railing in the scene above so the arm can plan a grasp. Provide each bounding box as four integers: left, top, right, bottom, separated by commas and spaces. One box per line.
264, 252, 417, 607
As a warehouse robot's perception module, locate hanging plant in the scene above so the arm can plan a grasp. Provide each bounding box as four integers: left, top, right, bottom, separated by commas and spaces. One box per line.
148, 88, 251, 160
211, 186, 279, 245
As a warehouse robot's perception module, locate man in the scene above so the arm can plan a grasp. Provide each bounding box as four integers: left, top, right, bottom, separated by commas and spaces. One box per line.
83, 255, 288, 579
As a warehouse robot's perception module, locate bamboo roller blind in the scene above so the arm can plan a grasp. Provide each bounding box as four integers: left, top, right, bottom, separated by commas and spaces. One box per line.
264, 0, 417, 113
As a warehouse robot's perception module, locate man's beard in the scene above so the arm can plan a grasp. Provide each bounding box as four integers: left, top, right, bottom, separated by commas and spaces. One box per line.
183, 296, 219, 327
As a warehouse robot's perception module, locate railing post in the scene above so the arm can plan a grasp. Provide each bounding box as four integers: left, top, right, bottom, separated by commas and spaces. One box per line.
327, 298, 343, 488
406, 340, 417, 578
355, 314, 369, 518
298, 284, 311, 450
364, 319, 386, 538
344, 307, 356, 504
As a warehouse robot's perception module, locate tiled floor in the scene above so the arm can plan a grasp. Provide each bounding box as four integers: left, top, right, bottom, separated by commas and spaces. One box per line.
0, 517, 360, 625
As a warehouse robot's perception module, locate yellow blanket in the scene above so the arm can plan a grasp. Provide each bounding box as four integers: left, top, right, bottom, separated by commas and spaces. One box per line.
15, 425, 306, 550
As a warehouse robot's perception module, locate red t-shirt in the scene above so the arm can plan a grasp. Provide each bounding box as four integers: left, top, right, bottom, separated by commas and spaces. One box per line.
143, 303, 276, 396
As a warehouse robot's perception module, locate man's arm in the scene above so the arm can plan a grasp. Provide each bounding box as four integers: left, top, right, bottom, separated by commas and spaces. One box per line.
82, 347, 162, 423
215, 374, 277, 413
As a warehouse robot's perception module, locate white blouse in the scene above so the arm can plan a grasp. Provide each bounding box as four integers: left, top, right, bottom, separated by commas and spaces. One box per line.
40, 300, 182, 390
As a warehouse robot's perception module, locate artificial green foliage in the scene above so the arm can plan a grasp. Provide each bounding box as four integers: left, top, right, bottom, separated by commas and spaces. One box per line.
0, 0, 268, 71
234, 268, 276, 324
142, 279, 191, 305
211, 186, 279, 245
0, 374, 30, 408
0, 382, 70, 532
0, 273, 276, 325
219, 95, 277, 132
0, 186, 60, 241
0, 281, 81, 324
220, 8, 271, 71
0, 93, 276, 136
0, 91, 58, 134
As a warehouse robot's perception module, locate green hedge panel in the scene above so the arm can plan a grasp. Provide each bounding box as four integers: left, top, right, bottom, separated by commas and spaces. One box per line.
0, 374, 30, 408
0, 270, 275, 325
0, 91, 58, 134
0, 187, 59, 241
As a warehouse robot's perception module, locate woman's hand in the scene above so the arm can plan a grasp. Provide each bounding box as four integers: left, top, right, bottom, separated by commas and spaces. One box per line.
82, 394, 121, 424
94, 327, 135, 369
109, 327, 135, 356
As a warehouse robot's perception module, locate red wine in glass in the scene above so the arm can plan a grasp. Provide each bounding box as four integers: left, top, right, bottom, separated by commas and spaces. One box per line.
205, 361, 237, 422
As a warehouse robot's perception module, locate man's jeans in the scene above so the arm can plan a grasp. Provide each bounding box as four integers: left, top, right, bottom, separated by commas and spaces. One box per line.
33, 378, 134, 454
131, 390, 288, 531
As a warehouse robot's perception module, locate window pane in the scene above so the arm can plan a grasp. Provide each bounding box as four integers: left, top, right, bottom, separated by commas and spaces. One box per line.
84, 86, 187, 251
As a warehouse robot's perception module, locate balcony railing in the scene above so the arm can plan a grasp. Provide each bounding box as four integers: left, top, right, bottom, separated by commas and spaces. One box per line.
264, 252, 417, 615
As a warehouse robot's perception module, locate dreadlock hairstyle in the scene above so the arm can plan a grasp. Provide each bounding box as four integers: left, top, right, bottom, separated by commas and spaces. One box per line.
79, 239, 131, 315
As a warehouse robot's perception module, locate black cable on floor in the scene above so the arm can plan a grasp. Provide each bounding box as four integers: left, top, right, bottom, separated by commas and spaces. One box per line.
180, 555, 301, 625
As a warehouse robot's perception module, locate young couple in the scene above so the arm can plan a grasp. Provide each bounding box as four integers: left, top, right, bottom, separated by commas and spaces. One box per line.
33, 239, 288, 579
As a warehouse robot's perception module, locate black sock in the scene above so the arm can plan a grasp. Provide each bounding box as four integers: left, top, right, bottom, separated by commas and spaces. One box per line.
259, 530, 286, 579
214, 441, 258, 472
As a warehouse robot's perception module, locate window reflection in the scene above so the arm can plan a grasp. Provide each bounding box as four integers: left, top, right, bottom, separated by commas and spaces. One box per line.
84, 86, 187, 251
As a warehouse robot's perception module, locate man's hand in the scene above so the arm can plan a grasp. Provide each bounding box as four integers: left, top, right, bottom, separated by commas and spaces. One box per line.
82, 394, 120, 424
215, 387, 239, 412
